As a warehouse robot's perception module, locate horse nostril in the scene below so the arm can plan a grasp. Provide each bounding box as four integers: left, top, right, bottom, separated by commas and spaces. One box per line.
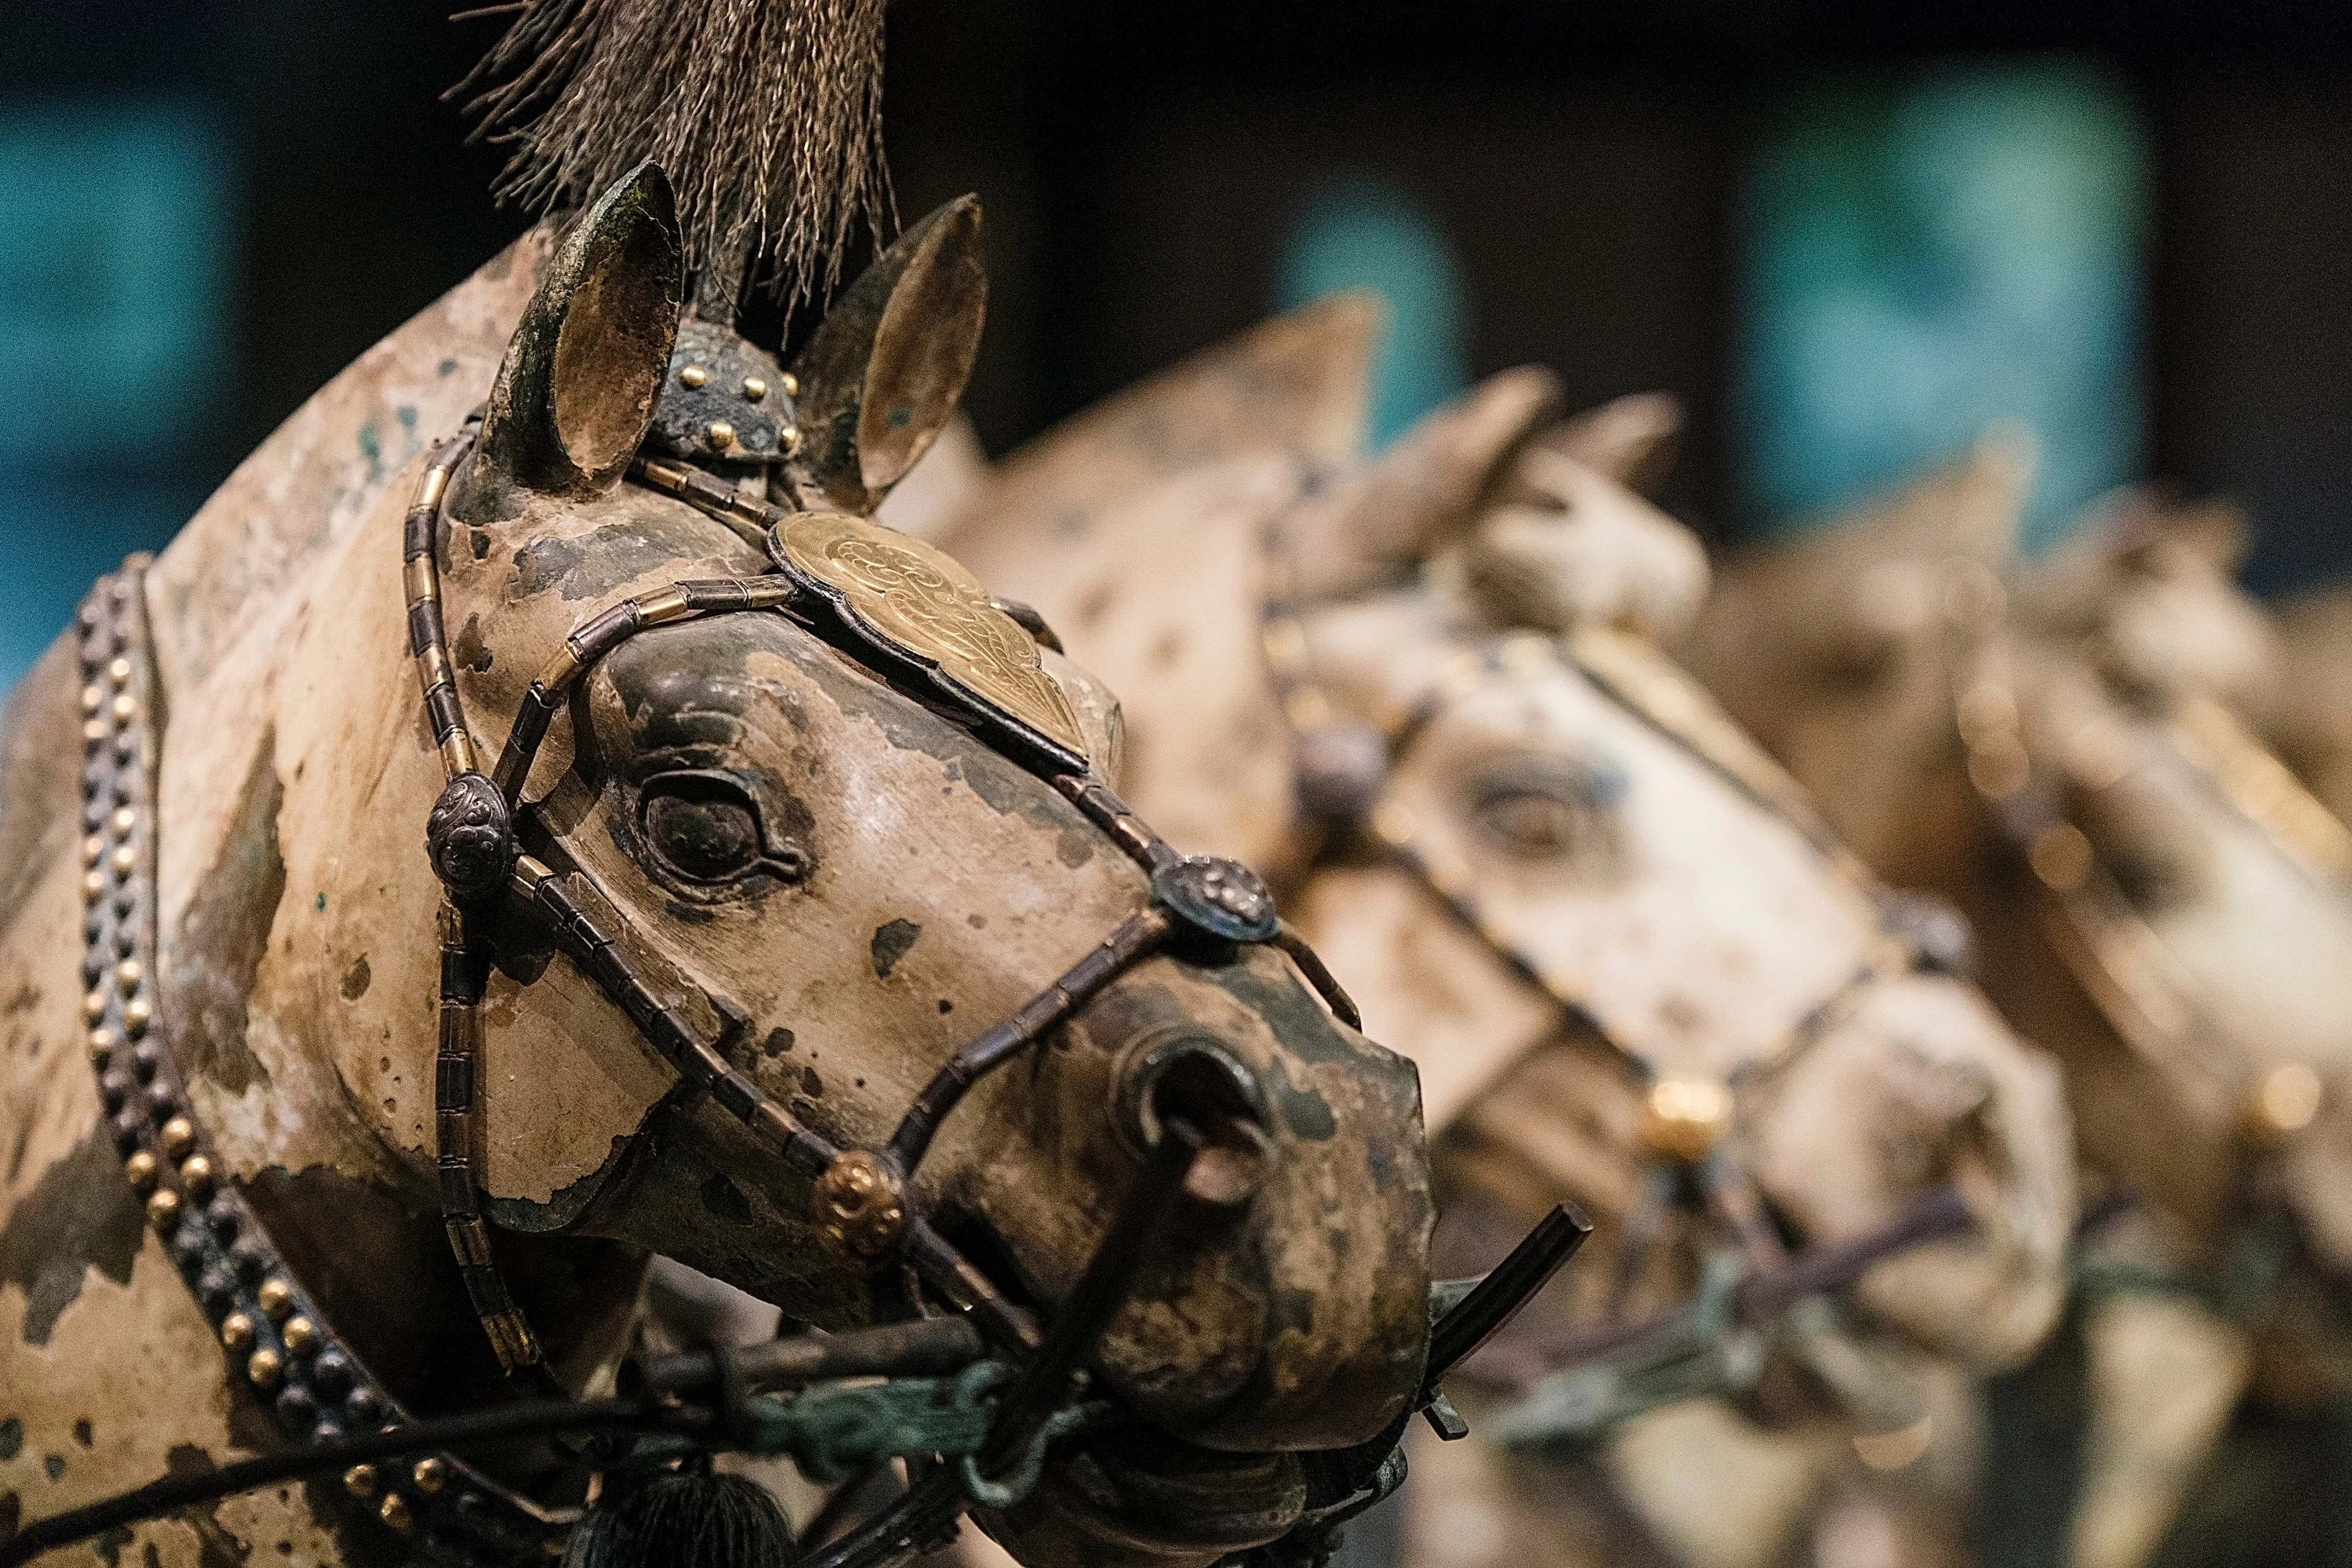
1120, 1037, 1273, 1210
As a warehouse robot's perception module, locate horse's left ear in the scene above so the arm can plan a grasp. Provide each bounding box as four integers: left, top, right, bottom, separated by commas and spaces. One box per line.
789, 195, 988, 514
476, 163, 685, 500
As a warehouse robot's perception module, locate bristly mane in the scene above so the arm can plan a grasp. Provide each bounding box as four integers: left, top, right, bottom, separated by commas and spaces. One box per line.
451, 0, 891, 310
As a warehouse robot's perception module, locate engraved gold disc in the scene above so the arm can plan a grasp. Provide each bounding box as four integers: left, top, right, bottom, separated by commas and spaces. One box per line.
774, 511, 1088, 760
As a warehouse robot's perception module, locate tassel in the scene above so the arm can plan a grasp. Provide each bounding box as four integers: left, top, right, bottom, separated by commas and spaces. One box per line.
565, 1467, 797, 1568
451, 0, 892, 307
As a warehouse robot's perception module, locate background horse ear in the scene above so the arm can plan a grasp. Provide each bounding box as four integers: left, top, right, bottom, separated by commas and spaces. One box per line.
1542, 391, 1685, 499
1280, 365, 1564, 604
475, 163, 685, 500
788, 195, 988, 514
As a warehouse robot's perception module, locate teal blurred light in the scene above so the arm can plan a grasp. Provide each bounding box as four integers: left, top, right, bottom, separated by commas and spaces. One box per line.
0, 100, 227, 696
1274, 175, 1470, 449
1737, 61, 2148, 550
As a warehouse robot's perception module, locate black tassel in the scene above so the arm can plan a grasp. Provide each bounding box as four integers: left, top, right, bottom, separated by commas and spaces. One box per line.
450, 0, 892, 308
565, 1468, 797, 1568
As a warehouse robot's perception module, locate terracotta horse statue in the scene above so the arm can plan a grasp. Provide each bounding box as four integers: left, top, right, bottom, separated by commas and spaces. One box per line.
938, 304, 2077, 1568
1683, 461, 2352, 1568
0, 166, 1465, 1568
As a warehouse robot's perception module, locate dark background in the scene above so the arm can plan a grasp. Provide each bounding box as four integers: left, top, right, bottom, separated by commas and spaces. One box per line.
6, 0, 2351, 592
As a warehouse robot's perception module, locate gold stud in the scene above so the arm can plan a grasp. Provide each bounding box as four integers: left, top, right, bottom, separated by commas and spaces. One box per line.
124, 997, 152, 1034
111, 806, 135, 835
83, 990, 108, 1023
678, 364, 708, 389
87, 1025, 115, 1062
2028, 822, 2094, 891
110, 692, 136, 723
779, 424, 801, 455
342, 1463, 378, 1498
82, 833, 104, 866
221, 1312, 254, 1353
380, 1493, 415, 1533
282, 1315, 318, 1357
1640, 1075, 1734, 1163
411, 1456, 447, 1493
106, 656, 131, 685
2249, 1063, 2324, 1138
117, 959, 142, 992
781, 372, 800, 397
146, 1188, 181, 1229
179, 1154, 214, 1196
704, 419, 736, 451
80, 684, 104, 715
110, 844, 136, 876
82, 869, 106, 901
123, 1150, 159, 1191
257, 1277, 294, 1319
1369, 801, 1418, 848
740, 375, 767, 401
161, 1116, 195, 1158
246, 1348, 282, 1390
82, 717, 108, 746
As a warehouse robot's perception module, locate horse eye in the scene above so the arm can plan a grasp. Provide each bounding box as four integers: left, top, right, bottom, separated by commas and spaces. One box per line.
642, 777, 766, 883
1469, 758, 1621, 860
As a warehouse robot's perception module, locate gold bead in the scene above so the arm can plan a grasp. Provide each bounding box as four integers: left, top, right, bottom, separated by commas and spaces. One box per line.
780, 372, 800, 397
343, 1463, 378, 1497
2028, 822, 2094, 891
179, 1154, 214, 1196
221, 1312, 254, 1353
107, 656, 132, 685
282, 1315, 318, 1357
411, 1456, 446, 1493
740, 375, 767, 401
779, 424, 801, 454
110, 806, 135, 835
246, 1348, 282, 1390
2249, 1063, 2324, 1138
704, 419, 736, 451
82, 717, 109, 745
80, 684, 103, 715
82, 990, 107, 1022
117, 959, 143, 992
380, 1493, 415, 1533
1640, 1075, 1734, 1163
124, 996, 152, 1034
87, 1025, 115, 1062
678, 363, 708, 389
123, 1150, 158, 1191
145, 1188, 181, 1229
82, 833, 104, 866
257, 1277, 294, 1319
110, 844, 136, 876
161, 1116, 195, 1158
82, 869, 106, 901
110, 692, 136, 722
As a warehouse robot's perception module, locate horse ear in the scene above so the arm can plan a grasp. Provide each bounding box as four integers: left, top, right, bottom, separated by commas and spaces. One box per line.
789, 195, 988, 513
476, 163, 684, 499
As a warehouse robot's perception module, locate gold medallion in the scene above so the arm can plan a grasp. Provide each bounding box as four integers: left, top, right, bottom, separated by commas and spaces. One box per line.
774, 511, 1088, 760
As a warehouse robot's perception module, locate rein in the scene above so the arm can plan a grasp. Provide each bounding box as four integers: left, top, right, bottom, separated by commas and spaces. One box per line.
17, 428, 1584, 1567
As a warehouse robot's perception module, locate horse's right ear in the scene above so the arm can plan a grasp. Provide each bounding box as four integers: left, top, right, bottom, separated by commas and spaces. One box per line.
789, 195, 988, 515
475, 163, 684, 500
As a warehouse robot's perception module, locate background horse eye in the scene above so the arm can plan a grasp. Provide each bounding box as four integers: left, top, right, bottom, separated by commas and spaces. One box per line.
642, 776, 768, 884
1468, 757, 1625, 860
